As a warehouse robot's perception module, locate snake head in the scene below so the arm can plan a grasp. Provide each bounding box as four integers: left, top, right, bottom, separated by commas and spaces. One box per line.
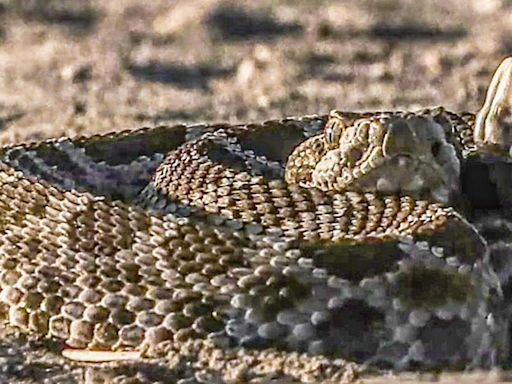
475, 56, 512, 157
287, 111, 461, 204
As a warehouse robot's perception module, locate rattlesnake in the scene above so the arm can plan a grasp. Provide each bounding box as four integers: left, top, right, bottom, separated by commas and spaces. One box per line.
1, 58, 512, 383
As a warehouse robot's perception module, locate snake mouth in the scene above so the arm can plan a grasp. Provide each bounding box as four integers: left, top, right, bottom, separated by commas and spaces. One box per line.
311, 139, 461, 204
349, 154, 459, 203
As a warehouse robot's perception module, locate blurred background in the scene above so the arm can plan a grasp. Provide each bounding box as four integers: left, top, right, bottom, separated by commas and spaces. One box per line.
0, 0, 510, 143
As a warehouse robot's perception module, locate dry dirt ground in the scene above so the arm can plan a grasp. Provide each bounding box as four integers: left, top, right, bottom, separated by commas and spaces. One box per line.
1, 0, 512, 383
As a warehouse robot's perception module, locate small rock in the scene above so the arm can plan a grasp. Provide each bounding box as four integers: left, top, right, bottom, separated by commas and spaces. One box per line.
61, 63, 92, 83
152, 0, 218, 37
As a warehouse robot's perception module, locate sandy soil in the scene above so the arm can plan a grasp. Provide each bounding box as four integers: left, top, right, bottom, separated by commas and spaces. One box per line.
1, 0, 512, 383
2, 0, 511, 143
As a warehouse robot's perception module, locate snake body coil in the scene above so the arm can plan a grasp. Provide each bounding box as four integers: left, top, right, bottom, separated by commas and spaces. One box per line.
1, 59, 512, 381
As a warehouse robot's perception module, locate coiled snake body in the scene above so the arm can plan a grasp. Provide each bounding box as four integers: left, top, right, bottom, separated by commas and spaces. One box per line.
2, 59, 512, 382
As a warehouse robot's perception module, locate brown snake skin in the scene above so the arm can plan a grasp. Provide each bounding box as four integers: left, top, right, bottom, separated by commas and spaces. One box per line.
1, 58, 512, 383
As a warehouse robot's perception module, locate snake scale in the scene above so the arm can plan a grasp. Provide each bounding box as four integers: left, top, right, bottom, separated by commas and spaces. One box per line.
2, 58, 512, 383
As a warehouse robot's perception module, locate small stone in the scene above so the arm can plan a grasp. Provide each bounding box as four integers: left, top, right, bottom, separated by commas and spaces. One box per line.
152, 0, 215, 37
